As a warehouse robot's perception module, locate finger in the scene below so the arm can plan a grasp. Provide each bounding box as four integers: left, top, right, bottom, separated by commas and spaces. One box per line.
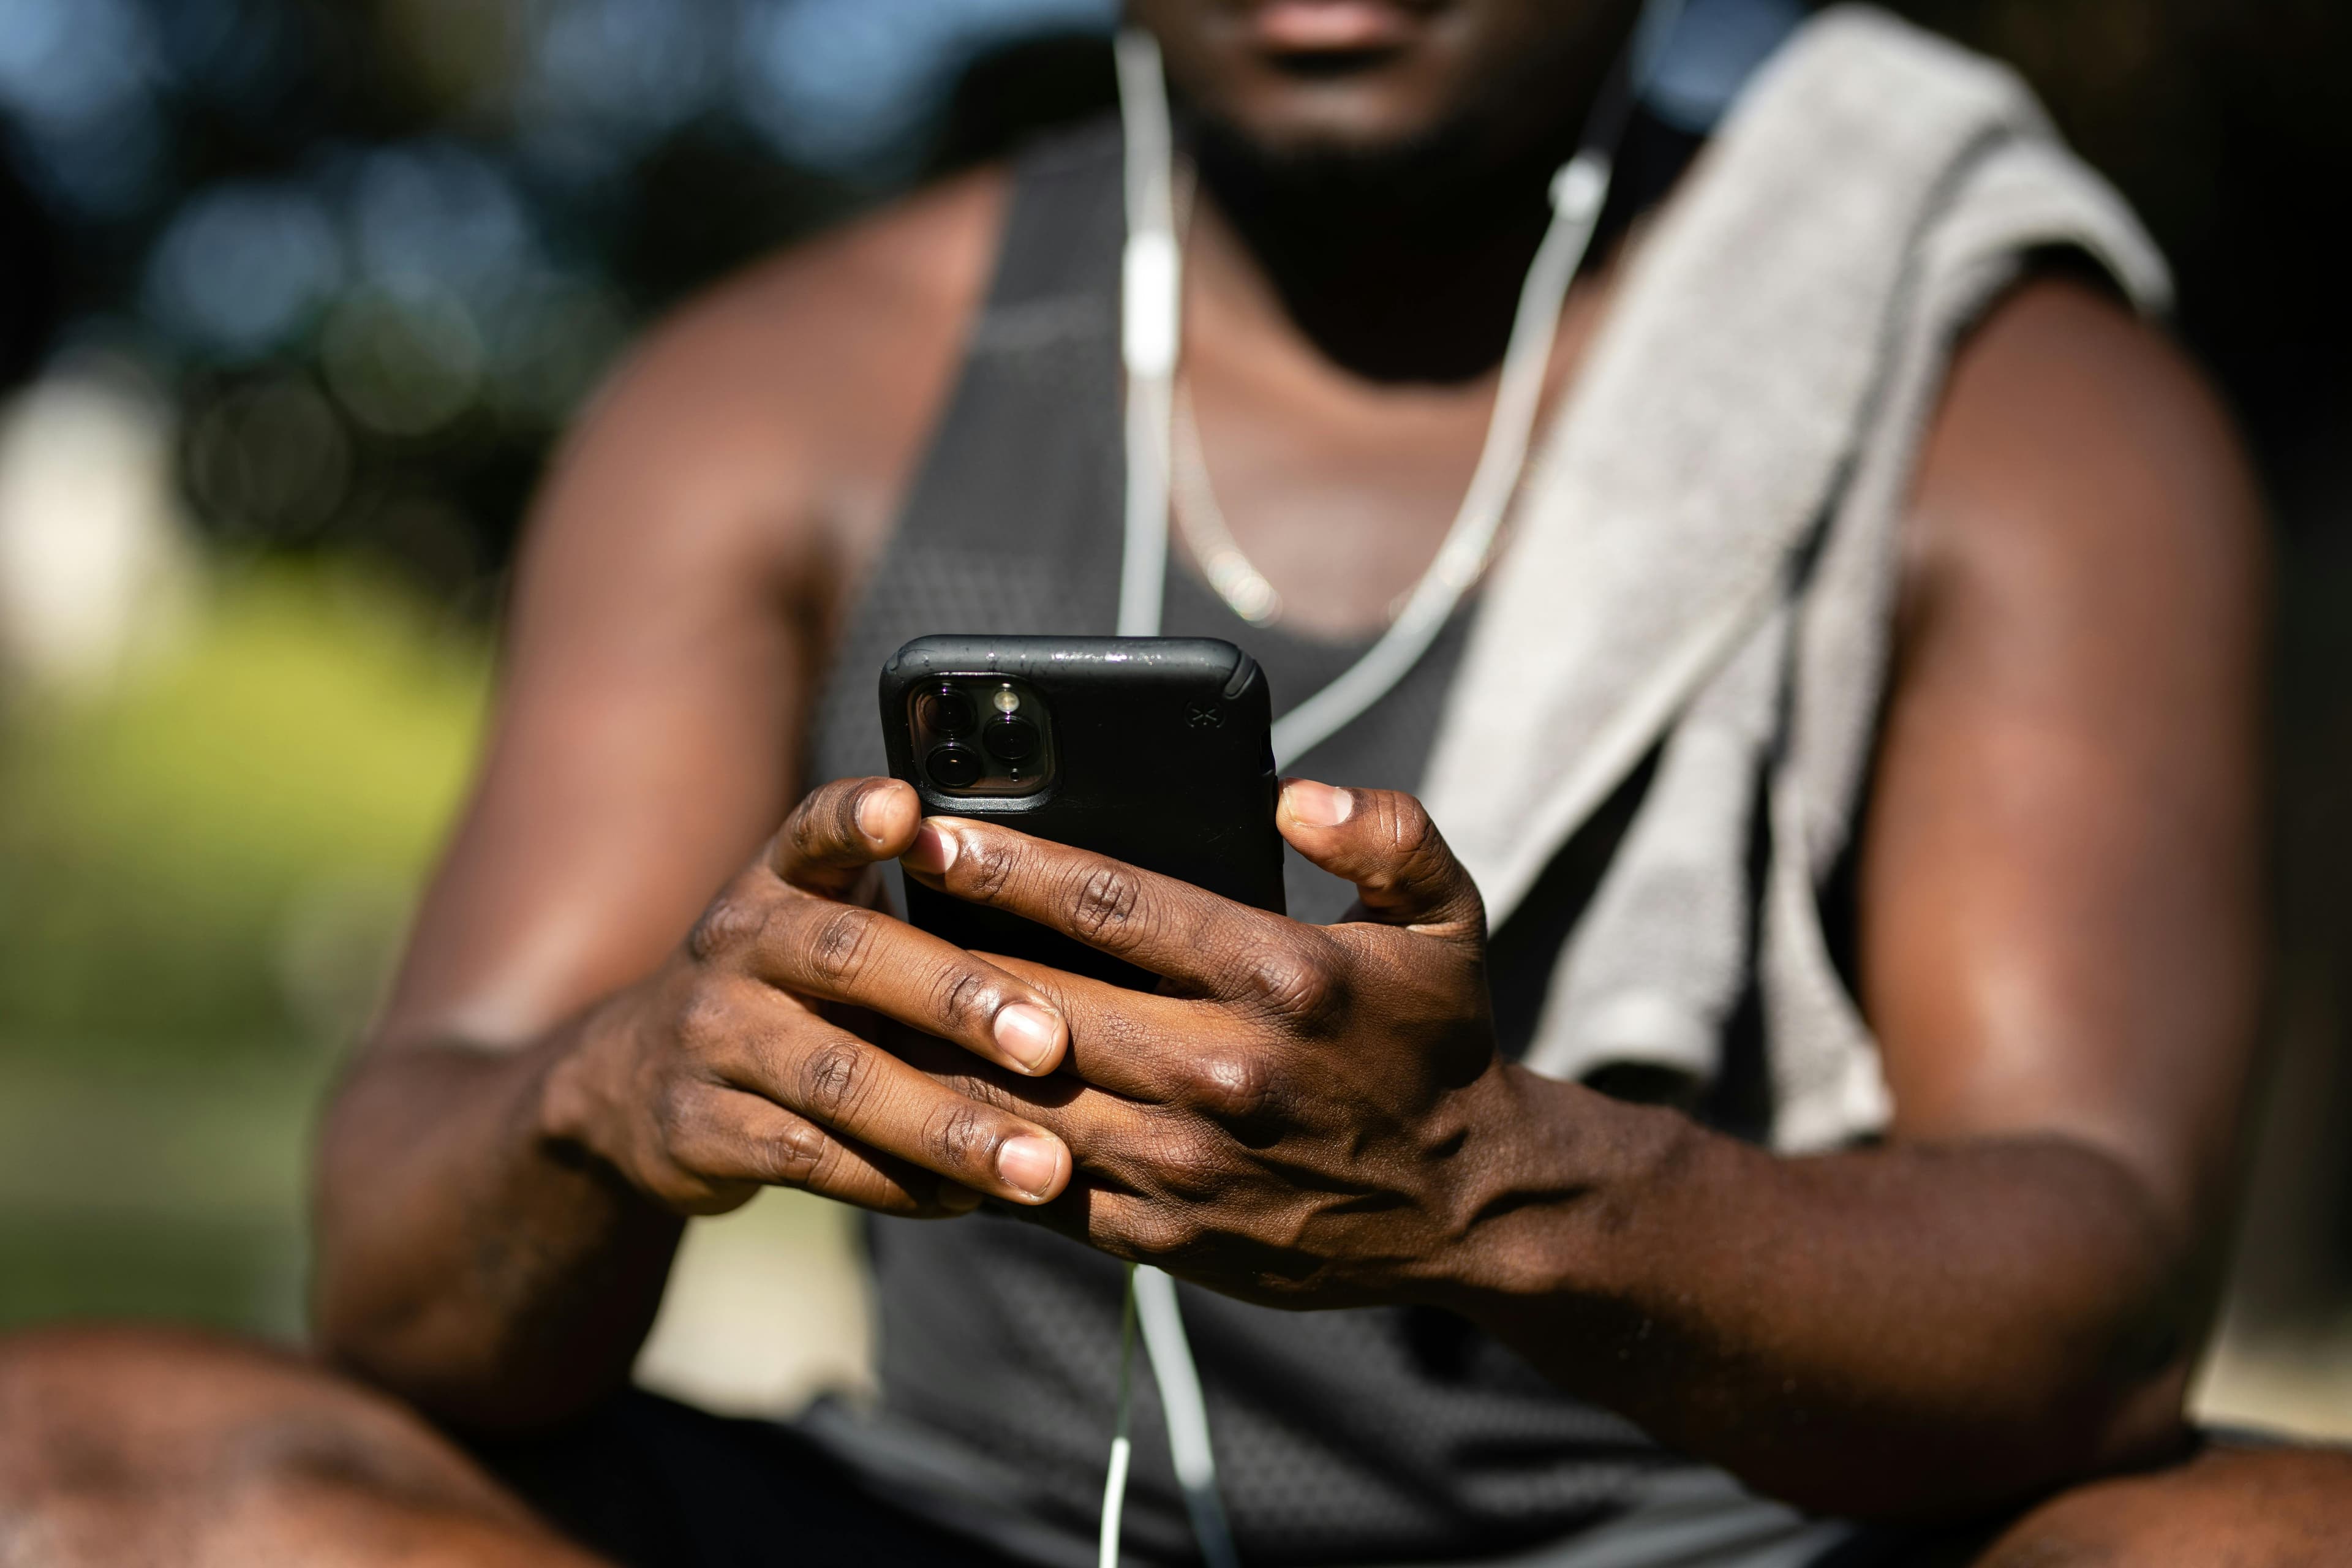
696, 891, 1069, 1076
769, 778, 921, 898
891, 963, 1299, 1202
967, 956, 1226, 1104
892, 1024, 1179, 1196
901, 816, 1314, 1003
733, 1017, 1073, 1205
658, 1085, 984, 1218
1276, 781, 1485, 945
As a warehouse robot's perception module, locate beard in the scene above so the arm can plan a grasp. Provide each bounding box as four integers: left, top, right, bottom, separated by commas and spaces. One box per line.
1179, 36, 1630, 239
1179, 86, 1581, 286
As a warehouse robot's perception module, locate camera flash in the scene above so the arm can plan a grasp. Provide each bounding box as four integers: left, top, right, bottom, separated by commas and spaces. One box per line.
993, 687, 1020, 714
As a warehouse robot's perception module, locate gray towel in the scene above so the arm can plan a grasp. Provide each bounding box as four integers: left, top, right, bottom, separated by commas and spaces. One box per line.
1418, 6, 2171, 1152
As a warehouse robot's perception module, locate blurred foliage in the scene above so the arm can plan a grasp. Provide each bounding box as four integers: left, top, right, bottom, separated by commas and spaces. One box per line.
0, 562, 488, 1060
0, 0, 1120, 600
0, 559, 486, 1333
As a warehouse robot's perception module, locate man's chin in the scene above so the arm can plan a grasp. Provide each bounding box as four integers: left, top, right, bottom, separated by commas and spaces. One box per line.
1186, 70, 1534, 214
1158, 13, 1626, 203
1193, 61, 1468, 162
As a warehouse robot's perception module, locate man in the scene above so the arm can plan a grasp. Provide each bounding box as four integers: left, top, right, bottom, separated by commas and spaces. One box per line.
4, 1, 2349, 1563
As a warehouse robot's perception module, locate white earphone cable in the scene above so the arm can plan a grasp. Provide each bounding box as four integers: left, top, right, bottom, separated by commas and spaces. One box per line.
1115, 28, 1180, 640
1134, 1265, 1240, 1568
1102, 8, 1681, 1561
1264, 146, 1608, 769
1097, 1263, 1140, 1568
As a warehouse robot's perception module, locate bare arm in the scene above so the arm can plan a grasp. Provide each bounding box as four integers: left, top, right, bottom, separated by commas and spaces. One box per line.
880, 276, 2270, 1518
1466, 277, 2269, 1512
312, 174, 1088, 1429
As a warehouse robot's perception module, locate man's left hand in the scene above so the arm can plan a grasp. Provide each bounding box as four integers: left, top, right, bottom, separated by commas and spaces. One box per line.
897, 778, 1550, 1307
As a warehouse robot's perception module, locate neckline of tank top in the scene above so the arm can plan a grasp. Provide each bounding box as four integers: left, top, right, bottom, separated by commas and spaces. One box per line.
1151, 0, 1809, 659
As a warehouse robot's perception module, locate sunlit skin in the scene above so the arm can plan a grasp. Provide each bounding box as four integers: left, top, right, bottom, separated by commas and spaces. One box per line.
4, 1, 2349, 1562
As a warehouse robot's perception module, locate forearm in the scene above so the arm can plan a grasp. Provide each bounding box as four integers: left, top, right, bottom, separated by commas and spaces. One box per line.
1452, 1071, 2200, 1520
312, 1024, 682, 1431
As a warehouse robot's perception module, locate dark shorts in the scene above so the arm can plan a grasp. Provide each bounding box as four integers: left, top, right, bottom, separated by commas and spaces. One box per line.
465, 1387, 2003, 1568
465, 1389, 1023, 1568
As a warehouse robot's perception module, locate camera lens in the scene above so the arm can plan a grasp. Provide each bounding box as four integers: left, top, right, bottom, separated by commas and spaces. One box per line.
924, 688, 976, 736
982, 717, 1038, 763
927, 744, 982, 789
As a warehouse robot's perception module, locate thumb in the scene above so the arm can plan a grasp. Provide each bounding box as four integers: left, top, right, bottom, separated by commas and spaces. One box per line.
768, 777, 921, 899
1276, 780, 1485, 946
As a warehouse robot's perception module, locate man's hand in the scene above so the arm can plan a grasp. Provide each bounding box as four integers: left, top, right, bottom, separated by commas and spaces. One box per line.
896, 778, 1544, 1305
887, 764, 2222, 1524
537, 777, 1077, 1218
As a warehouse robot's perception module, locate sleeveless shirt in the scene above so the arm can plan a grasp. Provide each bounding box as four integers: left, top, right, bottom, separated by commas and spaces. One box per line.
797, 119, 1730, 1568
783, 4, 2175, 1561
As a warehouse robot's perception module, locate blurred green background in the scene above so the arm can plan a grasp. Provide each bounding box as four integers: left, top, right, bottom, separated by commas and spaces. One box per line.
3, 0, 2351, 1432
0, 561, 484, 1331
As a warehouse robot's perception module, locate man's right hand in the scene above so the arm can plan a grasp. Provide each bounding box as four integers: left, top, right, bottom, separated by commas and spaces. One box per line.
535, 777, 1075, 1218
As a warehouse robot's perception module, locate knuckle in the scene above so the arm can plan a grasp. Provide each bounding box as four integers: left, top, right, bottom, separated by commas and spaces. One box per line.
796, 1038, 871, 1121
788, 779, 861, 851
923, 1101, 995, 1174
767, 1118, 828, 1186
668, 992, 720, 1053
800, 1134, 851, 1196
671, 985, 739, 1060
1373, 793, 1482, 923
1068, 863, 1144, 944
958, 834, 1016, 903
932, 965, 994, 1035
1401, 824, 1454, 888
1388, 791, 1440, 851
1361, 793, 1436, 889
1138, 1114, 1232, 1204
801, 904, 879, 989
1128, 1207, 1205, 1259
687, 893, 767, 965
1178, 1046, 1279, 1123
821, 780, 869, 846
1233, 937, 1342, 1025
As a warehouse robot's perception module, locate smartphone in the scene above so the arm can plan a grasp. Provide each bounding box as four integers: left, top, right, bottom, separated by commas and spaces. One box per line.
878, 635, 1286, 987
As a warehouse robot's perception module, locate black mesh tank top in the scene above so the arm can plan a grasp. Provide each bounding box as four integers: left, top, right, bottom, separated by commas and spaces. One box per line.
799, 122, 1699, 1568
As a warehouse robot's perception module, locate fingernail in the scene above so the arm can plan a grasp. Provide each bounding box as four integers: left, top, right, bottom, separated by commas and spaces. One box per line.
903, 821, 959, 874
1284, 780, 1354, 827
854, 786, 894, 844
992, 1003, 1063, 1073
997, 1136, 1063, 1200
937, 1183, 986, 1215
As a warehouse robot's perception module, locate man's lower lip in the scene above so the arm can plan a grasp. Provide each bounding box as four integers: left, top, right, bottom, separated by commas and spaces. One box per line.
1248, 1, 1422, 52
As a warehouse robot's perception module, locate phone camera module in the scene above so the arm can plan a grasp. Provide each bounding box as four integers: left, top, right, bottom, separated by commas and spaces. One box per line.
927, 744, 983, 789
982, 717, 1039, 763
922, 688, 977, 737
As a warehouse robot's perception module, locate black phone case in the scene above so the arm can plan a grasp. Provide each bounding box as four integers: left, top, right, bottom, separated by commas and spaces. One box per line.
879, 635, 1285, 987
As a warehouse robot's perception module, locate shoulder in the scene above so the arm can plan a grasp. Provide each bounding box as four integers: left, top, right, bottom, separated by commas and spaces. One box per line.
607, 164, 1008, 437
1905, 274, 2266, 649
518, 165, 1011, 595
1863, 273, 2269, 1189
